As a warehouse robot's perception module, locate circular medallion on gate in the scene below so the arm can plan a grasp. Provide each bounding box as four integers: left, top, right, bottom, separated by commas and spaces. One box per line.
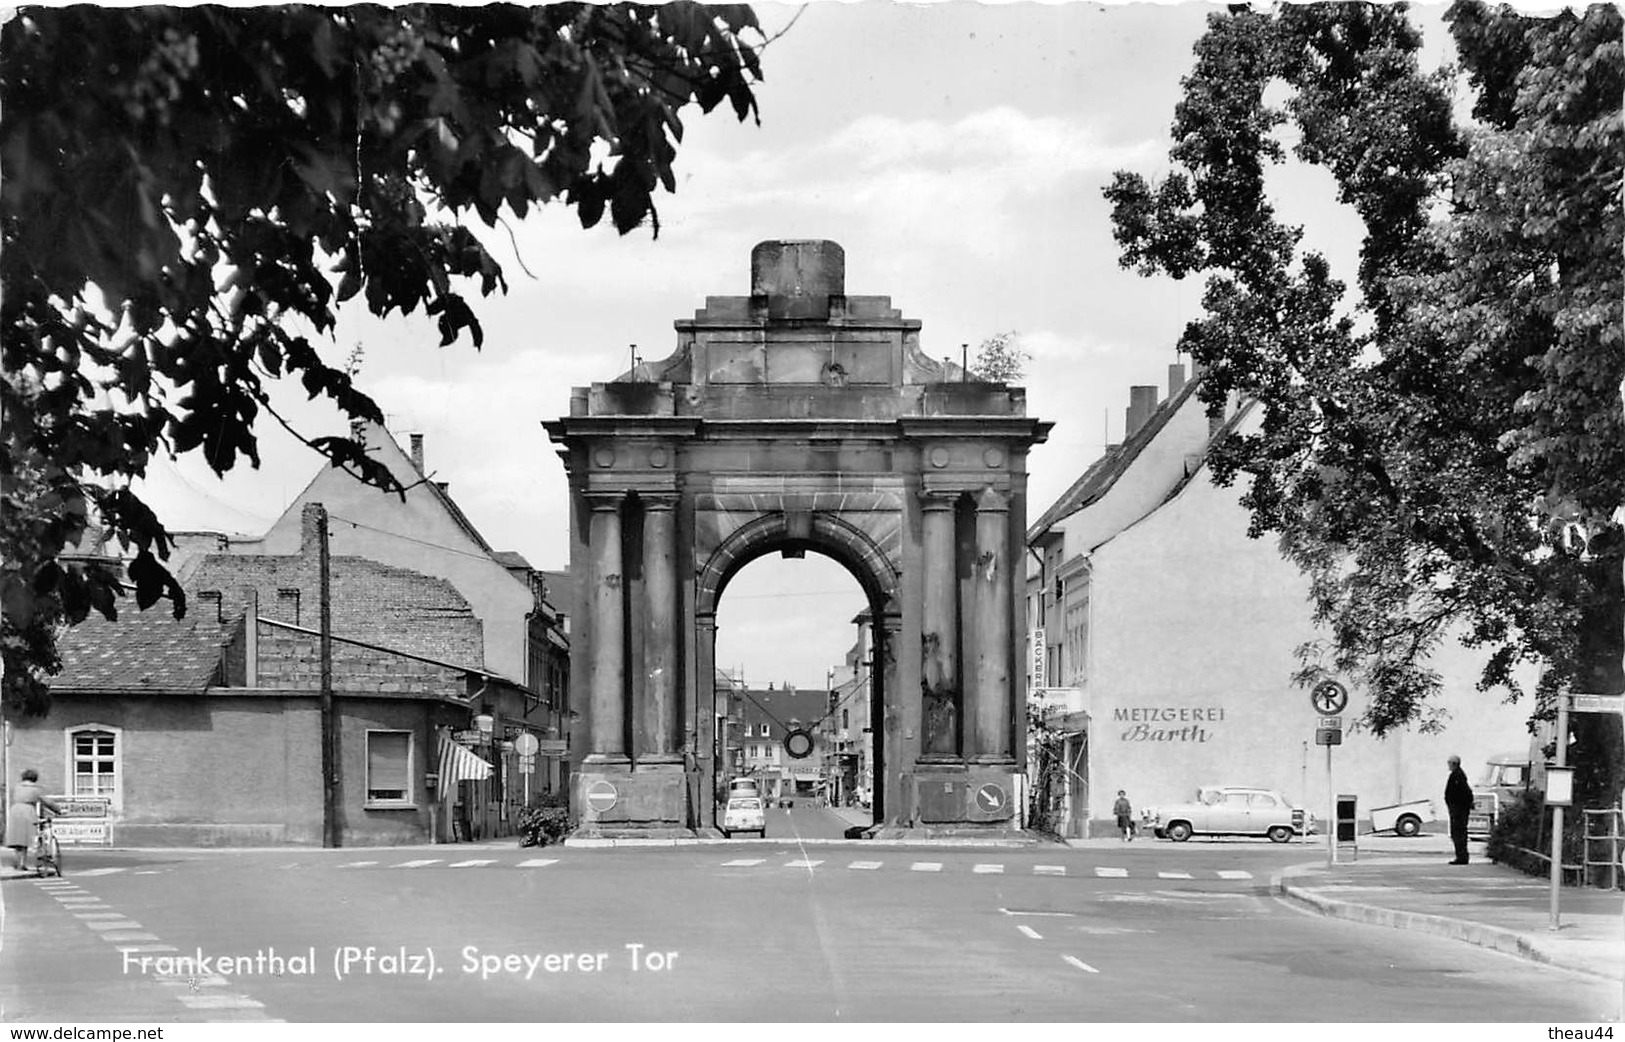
585, 780, 618, 814
783, 729, 814, 760
593, 447, 616, 468
983, 447, 1005, 468
929, 447, 950, 469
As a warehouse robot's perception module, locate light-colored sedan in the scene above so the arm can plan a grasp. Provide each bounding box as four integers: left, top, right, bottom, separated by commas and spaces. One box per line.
721, 795, 766, 839
1150, 786, 1308, 843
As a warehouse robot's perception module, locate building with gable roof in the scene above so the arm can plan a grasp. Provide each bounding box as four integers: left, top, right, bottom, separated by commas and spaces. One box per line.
1026, 365, 1531, 837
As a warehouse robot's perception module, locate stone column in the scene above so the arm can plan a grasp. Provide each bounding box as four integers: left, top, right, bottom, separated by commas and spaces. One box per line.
919, 490, 960, 759
695, 613, 718, 829
969, 487, 1014, 763
877, 610, 903, 826
586, 493, 628, 762
640, 493, 680, 762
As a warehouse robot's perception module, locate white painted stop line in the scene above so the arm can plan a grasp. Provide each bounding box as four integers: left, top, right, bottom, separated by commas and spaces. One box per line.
1157, 871, 1193, 879
974, 864, 1004, 874
1034, 865, 1066, 876
1094, 867, 1128, 877
722, 859, 764, 867
1063, 955, 1100, 974
910, 862, 942, 872
848, 861, 882, 870
1217, 870, 1253, 879
393, 859, 441, 868
449, 859, 497, 868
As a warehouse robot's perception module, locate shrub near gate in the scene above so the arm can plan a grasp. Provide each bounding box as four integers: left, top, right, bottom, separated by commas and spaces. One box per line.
518, 792, 575, 848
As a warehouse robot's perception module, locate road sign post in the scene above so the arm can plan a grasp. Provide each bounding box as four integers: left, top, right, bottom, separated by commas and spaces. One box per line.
1310, 682, 1349, 867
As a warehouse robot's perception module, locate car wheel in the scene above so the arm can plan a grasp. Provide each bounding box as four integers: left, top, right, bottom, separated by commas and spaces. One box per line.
1395, 814, 1422, 838
1166, 821, 1193, 842
1267, 825, 1293, 844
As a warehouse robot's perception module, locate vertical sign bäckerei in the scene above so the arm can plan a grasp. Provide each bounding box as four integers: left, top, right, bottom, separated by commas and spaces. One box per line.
1029, 629, 1046, 689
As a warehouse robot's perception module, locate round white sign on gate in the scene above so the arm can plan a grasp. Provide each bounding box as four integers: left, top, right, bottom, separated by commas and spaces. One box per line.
585, 780, 618, 814
513, 733, 540, 757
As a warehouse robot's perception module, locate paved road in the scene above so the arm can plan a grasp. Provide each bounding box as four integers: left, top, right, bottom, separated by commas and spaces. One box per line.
2, 843, 1617, 1023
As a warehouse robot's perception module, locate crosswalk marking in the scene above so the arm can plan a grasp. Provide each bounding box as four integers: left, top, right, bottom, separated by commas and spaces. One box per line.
1217, 870, 1253, 880
848, 861, 883, 870
70, 868, 127, 878
115, 945, 178, 954
393, 859, 441, 868
1063, 955, 1100, 974
973, 864, 1004, 874
1094, 867, 1129, 878
1016, 925, 1043, 940
177, 995, 265, 1010
1035, 865, 1066, 876
449, 859, 498, 868
517, 858, 559, 868
722, 858, 765, 867
1157, 871, 1193, 879
338, 861, 378, 869
785, 859, 823, 869
910, 862, 943, 872
85, 920, 144, 931
73, 912, 126, 920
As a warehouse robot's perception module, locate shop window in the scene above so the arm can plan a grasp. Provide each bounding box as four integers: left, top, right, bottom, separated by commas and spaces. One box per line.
366, 730, 413, 806
66, 725, 120, 808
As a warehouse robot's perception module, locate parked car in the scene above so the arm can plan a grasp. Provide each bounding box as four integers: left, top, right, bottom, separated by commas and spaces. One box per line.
721, 795, 766, 838
1149, 786, 1310, 843
1369, 798, 1438, 837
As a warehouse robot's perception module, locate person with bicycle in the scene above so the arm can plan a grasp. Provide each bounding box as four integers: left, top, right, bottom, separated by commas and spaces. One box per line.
6, 769, 62, 873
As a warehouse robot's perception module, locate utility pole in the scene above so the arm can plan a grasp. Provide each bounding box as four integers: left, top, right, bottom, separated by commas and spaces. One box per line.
317, 502, 341, 848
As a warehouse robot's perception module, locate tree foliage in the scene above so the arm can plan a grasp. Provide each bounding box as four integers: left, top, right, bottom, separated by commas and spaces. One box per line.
970, 330, 1029, 383
1, 3, 766, 713
1104, 2, 1622, 775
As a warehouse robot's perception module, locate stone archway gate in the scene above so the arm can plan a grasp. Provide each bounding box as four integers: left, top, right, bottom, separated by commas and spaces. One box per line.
545, 241, 1050, 838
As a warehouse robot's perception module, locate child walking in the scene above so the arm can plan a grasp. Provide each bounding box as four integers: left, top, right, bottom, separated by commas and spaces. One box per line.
1112, 789, 1134, 841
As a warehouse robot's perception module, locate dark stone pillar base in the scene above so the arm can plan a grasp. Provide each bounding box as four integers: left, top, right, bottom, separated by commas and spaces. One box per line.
901, 765, 1026, 830
570, 763, 691, 836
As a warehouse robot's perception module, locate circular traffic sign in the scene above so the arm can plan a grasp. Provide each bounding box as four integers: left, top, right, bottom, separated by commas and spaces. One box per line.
513, 733, 540, 757
783, 729, 814, 760
1311, 680, 1349, 715
975, 783, 1007, 813
585, 780, 618, 814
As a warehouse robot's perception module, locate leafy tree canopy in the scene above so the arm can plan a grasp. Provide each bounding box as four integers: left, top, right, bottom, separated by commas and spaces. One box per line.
1104, 2, 1622, 771
970, 330, 1029, 383
1, 3, 767, 713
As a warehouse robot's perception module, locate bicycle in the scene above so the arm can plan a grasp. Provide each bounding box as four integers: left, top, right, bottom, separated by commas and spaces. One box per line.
27, 815, 62, 877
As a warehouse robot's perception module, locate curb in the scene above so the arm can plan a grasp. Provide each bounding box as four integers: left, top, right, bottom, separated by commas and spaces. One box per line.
1270, 864, 1617, 983
563, 836, 1043, 849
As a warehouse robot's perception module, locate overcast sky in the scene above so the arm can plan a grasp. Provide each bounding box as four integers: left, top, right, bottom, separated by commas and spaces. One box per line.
135, 2, 1457, 688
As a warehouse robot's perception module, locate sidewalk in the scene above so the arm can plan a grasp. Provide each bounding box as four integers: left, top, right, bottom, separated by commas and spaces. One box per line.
1274, 841, 1624, 982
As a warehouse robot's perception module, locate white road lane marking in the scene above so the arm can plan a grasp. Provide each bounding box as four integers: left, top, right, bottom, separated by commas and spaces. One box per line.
911, 862, 943, 872
393, 859, 441, 868
1034, 865, 1066, 876
1063, 955, 1100, 974
1094, 867, 1128, 877
785, 859, 823, 869
973, 864, 1004, 874
177, 995, 265, 1010
449, 859, 497, 868
73, 912, 126, 919
70, 868, 127, 877
85, 920, 145, 931
848, 861, 883, 870
1157, 871, 1193, 879
1217, 870, 1253, 879
115, 945, 179, 954
517, 859, 559, 868
338, 861, 378, 868
998, 908, 1076, 917
103, 932, 160, 942
722, 859, 765, 866
1016, 925, 1043, 940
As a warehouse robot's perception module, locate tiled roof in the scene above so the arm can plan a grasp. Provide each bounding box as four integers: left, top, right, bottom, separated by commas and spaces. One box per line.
1027, 376, 1204, 541
50, 609, 230, 694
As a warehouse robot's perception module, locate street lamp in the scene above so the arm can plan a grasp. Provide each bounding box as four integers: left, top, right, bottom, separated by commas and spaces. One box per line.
473, 710, 495, 741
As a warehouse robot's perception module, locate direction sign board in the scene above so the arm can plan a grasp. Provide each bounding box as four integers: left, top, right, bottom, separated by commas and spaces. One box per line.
1319, 716, 1344, 730
1314, 728, 1342, 746
536, 739, 568, 756
1311, 680, 1349, 715
584, 780, 618, 814
1569, 693, 1624, 714
517, 754, 536, 775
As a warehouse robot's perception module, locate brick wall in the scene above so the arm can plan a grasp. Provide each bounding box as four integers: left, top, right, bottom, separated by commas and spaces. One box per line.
255, 624, 468, 696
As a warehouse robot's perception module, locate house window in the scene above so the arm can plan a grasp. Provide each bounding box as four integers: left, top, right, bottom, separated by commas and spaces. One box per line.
69, 727, 118, 802
841, 709, 849, 729
744, 724, 754, 738
365, 730, 413, 806
761, 724, 770, 739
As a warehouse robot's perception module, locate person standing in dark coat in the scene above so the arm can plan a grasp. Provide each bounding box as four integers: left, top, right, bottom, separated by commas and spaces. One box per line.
1444, 755, 1474, 865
